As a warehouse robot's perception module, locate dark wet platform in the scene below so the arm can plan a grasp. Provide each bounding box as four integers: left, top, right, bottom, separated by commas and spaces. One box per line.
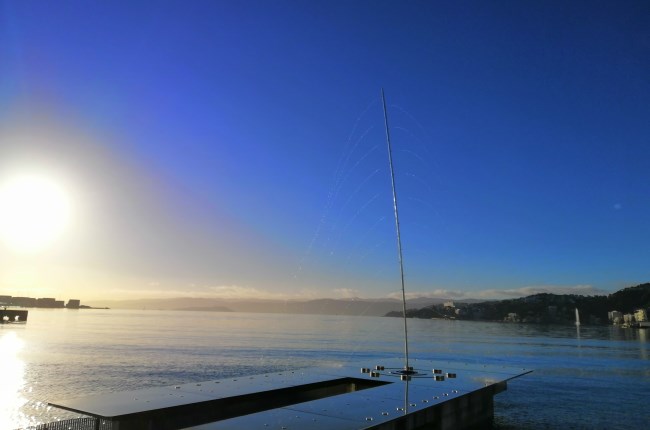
50, 358, 531, 430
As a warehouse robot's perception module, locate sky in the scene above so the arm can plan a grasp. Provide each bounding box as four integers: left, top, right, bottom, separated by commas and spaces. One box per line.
0, 1, 649, 302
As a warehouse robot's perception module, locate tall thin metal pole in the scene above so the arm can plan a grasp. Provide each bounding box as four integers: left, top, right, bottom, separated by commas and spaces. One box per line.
381, 88, 410, 372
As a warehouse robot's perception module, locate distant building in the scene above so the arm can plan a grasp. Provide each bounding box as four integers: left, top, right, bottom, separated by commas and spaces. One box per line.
66, 299, 81, 309
608, 311, 623, 323
443, 301, 455, 308
504, 312, 519, 322
36, 298, 57, 308
634, 309, 648, 323
1, 295, 83, 309
13, 297, 36, 307
623, 314, 635, 324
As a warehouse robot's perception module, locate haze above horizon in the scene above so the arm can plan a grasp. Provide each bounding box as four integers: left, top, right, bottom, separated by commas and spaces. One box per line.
1, 1, 648, 302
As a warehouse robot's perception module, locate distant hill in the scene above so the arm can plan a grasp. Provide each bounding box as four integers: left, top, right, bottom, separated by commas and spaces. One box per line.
607, 283, 650, 312
85, 284, 650, 320
386, 283, 650, 325
86, 297, 449, 317
175, 306, 233, 312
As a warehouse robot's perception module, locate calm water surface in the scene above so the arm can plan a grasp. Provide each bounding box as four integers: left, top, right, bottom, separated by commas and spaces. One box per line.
1, 309, 648, 429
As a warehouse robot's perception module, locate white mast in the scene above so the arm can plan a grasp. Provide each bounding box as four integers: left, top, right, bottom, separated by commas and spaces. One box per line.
381, 89, 411, 374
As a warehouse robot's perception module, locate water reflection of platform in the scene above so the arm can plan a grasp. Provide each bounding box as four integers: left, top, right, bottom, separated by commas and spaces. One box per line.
49, 358, 531, 430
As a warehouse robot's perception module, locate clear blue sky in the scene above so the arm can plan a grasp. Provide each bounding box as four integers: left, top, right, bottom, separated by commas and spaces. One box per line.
1, 1, 648, 301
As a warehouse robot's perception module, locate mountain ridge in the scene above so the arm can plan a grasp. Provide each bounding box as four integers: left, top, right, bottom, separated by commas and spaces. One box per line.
87, 296, 472, 316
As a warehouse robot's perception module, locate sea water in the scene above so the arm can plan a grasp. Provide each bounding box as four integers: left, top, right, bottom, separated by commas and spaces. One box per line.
1, 309, 648, 429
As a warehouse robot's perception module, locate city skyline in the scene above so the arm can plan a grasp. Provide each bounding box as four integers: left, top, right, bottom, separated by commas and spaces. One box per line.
1, 1, 649, 301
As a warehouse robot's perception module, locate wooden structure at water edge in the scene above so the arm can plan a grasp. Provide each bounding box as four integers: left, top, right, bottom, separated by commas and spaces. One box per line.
0, 307, 28, 324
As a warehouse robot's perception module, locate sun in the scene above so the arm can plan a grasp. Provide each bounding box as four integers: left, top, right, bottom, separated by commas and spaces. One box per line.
0, 172, 72, 253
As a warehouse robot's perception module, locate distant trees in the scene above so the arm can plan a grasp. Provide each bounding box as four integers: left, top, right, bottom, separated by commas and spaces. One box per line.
608, 283, 650, 313
386, 283, 650, 325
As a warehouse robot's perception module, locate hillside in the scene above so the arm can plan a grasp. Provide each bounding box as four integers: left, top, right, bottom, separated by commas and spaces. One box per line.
386, 283, 650, 325
85, 297, 449, 317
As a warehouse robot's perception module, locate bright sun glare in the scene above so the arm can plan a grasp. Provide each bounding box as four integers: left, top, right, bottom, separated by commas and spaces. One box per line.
0, 173, 72, 253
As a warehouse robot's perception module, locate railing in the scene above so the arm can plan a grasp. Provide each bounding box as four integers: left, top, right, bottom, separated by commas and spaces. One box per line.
25, 417, 113, 430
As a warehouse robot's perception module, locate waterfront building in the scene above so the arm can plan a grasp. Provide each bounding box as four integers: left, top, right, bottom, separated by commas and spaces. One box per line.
634, 309, 648, 323
623, 314, 636, 324
36, 298, 57, 308
13, 297, 37, 307
66, 299, 81, 309
608, 310, 623, 323
505, 312, 520, 322
0, 294, 81, 308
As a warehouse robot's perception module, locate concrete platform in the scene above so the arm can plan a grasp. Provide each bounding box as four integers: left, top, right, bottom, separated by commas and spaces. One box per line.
49, 358, 531, 430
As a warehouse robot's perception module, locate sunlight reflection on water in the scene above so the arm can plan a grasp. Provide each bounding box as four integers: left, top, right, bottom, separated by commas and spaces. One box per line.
5, 309, 650, 429
0, 331, 28, 429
